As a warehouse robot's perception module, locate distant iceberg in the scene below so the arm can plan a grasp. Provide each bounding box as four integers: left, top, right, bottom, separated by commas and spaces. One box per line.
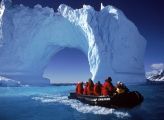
0, 0, 146, 85
146, 69, 164, 82
0, 76, 21, 87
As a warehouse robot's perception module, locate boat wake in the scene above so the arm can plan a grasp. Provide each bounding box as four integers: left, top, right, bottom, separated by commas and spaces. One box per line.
32, 95, 130, 118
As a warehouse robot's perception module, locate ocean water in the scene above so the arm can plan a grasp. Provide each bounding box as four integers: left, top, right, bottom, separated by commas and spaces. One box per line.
0, 83, 164, 120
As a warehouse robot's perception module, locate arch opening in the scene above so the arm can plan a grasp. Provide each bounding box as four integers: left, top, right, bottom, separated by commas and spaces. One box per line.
43, 48, 92, 83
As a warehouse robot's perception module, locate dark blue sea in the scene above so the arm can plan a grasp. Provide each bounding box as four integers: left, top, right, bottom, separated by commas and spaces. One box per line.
0, 83, 164, 120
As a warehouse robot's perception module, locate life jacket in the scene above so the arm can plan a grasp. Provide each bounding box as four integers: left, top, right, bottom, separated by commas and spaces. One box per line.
102, 81, 114, 96
76, 83, 83, 95
87, 82, 94, 95
94, 83, 102, 96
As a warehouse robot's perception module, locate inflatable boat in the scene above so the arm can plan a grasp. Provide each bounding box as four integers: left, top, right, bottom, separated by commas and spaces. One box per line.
68, 91, 144, 108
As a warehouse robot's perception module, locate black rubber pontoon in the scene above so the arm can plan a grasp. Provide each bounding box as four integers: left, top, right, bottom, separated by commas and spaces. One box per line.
68, 91, 143, 108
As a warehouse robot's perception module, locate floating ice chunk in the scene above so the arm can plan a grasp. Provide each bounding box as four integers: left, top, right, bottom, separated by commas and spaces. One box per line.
0, 76, 21, 87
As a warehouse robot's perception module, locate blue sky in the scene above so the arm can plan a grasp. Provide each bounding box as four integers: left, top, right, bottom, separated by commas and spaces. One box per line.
12, 0, 164, 83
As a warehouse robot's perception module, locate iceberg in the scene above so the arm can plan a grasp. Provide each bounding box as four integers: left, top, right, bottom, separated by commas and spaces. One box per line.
0, 0, 146, 85
146, 63, 164, 82
146, 69, 164, 82
0, 76, 21, 87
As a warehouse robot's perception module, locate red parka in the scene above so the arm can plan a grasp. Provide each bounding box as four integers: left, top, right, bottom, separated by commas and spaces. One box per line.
87, 81, 94, 95
76, 83, 84, 95
94, 83, 102, 96
83, 82, 88, 95
102, 81, 114, 96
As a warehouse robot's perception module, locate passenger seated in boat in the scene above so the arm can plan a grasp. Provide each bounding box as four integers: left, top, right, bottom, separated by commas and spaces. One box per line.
102, 77, 115, 96
116, 81, 129, 94
87, 78, 94, 95
94, 81, 102, 96
83, 82, 88, 95
76, 82, 84, 95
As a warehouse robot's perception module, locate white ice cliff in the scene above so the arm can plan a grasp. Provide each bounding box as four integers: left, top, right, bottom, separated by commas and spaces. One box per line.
0, 0, 146, 85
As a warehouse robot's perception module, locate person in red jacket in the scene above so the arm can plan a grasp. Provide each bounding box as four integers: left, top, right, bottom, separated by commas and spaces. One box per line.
83, 82, 88, 95
76, 82, 84, 95
102, 77, 115, 96
87, 78, 94, 95
94, 81, 102, 96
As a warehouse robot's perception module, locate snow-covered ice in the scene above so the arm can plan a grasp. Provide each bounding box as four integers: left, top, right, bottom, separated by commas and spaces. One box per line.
146, 63, 164, 81
0, 0, 146, 85
146, 69, 164, 81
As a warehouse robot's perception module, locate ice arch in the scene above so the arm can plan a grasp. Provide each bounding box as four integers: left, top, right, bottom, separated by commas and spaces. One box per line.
0, 1, 146, 85
43, 48, 92, 83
